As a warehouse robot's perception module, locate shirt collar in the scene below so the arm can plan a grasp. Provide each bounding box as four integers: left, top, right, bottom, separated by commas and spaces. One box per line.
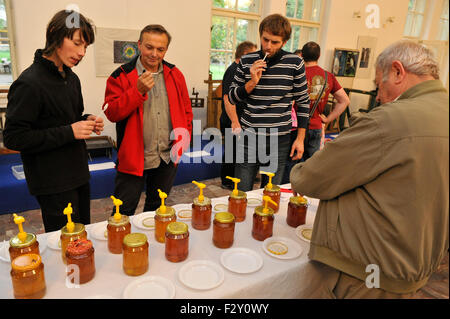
136, 56, 163, 76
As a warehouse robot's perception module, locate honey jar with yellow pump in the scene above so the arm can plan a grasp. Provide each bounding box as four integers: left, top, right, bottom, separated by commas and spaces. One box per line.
9, 213, 40, 261
107, 196, 131, 254
154, 189, 176, 243
60, 203, 87, 264
191, 181, 212, 230
226, 176, 247, 222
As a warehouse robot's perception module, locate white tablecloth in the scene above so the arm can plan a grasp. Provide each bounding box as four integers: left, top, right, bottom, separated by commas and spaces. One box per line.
0, 184, 319, 299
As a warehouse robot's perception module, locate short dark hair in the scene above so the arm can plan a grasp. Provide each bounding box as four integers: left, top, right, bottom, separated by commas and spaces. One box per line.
259, 14, 291, 42
43, 10, 95, 56
139, 24, 172, 46
294, 49, 302, 56
235, 41, 256, 60
301, 41, 321, 62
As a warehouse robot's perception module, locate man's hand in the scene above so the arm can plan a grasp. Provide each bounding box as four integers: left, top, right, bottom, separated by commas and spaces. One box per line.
71, 120, 95, 139
290, 138, 304, 161
87, 115, 104, 135
319, 114, 329, 124
231, 120, 242, 135
137, 72, 155, 95
245, 59, 267, 93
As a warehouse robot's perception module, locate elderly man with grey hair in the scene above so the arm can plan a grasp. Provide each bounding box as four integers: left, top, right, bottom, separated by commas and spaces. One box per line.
290, 40, 449, 299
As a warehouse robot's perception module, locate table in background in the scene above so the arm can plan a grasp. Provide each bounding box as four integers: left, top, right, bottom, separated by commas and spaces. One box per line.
0, 185, 318, 299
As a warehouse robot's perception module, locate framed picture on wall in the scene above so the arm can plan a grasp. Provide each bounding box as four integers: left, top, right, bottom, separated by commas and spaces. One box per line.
332, 48, 360, 77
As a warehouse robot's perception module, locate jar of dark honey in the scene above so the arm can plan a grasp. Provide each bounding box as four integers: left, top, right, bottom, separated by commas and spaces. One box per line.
123, 233, 149, 276
66, 239, 95, 284
286, 196, 308, 227
155, 206, 176, 243
260, 171, 281, 213
9, 233, 40, 262
228, 190, 247, 222
192, 197, 212, 230
60, 223, 87, 264
165, 222, 189, 262
213, 212, 235, 249
107, 215, 131, 254
252, 206, 275, 241
10, 253, 46, 299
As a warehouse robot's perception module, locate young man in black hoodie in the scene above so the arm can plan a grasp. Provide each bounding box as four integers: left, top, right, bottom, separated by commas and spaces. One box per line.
4, 10, 102, 232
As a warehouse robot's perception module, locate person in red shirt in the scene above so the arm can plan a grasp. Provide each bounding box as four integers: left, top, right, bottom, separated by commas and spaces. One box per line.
302, 42, 350, 161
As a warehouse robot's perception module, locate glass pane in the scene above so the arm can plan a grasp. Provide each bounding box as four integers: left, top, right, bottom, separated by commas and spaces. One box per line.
441, 0, 449, 19
415, 0, 426, 13
438, 19, 449, 41
211, 15, 234, 50
296, 0, 304, 19
236, 18, 258, 45
412, 14, 423, 37
238, 0, 260, 13
283, 25, 301, 53
286, 0, 296, 18
408, 0, 415, 11
404, 13, 413, 36
311, 0, 322, 22
0, 42, 13, 83
210, 51, 233, 80
213, 0, 236, 10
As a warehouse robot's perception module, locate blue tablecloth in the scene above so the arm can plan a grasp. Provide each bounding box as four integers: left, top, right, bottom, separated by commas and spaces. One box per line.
0, 137, 222, 215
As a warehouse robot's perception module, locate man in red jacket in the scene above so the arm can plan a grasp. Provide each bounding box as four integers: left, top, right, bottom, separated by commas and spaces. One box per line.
103, 24, 193, 215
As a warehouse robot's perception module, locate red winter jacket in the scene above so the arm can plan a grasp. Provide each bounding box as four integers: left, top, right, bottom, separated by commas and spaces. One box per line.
103, 58, 193, 177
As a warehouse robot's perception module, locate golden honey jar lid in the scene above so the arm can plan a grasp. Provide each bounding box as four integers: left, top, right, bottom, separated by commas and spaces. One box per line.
289, 196, 308, 206
214, 212, 235, 223
254, 206, 274, 217
193, 197, 212, 206
61, 223, 85, 236
9, 233, 37, 249
264, 184, 281, 192
11, 253, 42, 271
123, 233, 148, 248
229, 190, 247, 199
155, 206, 176, 218
166, 222, 189, 235
108, 214, 130, 227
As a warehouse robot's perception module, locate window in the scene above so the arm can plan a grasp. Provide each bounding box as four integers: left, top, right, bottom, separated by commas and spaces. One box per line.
0, 0, 15, 86
437, 0, 449, 41
210, 0, 261, 80
284, 0, 323, 53
404, 0, 427, 38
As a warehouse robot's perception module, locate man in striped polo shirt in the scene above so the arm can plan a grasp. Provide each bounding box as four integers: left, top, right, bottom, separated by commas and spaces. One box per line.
228, 14, 310, 191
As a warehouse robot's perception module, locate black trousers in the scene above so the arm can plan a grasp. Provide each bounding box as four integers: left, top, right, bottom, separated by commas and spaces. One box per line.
36, 183, 91, 233
220, 130, 239, 186
112, 160, 178, 216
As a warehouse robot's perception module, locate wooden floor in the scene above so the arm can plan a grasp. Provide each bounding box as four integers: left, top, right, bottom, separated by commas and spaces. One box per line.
0, 177, 448, 299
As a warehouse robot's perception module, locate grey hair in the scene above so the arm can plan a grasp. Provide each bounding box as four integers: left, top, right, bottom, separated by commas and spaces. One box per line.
375, 40, 440, 81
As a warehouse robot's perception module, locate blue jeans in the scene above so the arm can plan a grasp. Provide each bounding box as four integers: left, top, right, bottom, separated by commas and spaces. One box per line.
235, 131, 291, 191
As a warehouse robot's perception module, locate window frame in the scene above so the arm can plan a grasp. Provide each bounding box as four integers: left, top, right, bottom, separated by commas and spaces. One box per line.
403, 0, 429, 39
285, 0, 324, 53
1, 0, 18, 88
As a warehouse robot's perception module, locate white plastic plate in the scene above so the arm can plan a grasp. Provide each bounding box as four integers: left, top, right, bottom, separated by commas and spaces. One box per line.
262, 236, 303, 260
178, 260, 224, 290
220, 248, 263, 274
123, 276, 176, 299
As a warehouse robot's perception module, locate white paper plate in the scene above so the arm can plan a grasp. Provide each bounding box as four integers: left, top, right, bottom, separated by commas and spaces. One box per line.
173, 204, 192, 221
178, 260, 224, 290
132, 211, 156, 231
46, 231, 61, 250
247, 197, 262, 207
123, 276, 176, 299
295, 225, 313, 243
0, 236, 48, 263
212, 199, 229, 213
90, 221, 108, 241
220, 248, 263, 274
262, 236, 303, 260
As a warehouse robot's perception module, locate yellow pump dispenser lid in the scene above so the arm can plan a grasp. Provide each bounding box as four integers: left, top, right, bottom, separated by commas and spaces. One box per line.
13, 213, 27, 243
226, 176, 242, 197
63, 203, 75, 233
110, 196, 123, 221
157, 189, 168, 214
192, 181, 206, 203
260, 171, 280, 192
255, 195, 277, 216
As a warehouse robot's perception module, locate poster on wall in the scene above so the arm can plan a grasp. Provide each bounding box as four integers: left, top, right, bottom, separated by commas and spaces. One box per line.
356, 36, 377, 79
95, 28, 141, 77
332, 48, 360, 77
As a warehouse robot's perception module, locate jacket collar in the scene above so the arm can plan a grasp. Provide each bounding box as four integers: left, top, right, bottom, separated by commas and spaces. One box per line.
258, 49, 285, 66
34, 49, 72, 78
398, 80, 446, 100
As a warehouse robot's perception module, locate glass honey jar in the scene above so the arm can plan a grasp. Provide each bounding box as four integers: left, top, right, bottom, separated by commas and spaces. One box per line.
165, 222, 189, 262
192, 197, 212, 230
9, 233, 40, 262
123, 233, 149, 276
213, 212, 235, 249
228, 191, 247, 222
66, 239, 95, 284
107, 215, 131, 254
286, 196, 308, 227
10, 253, 46, 299
261, 171, 281, 213
252, 196, 277, 241
155, 206, 176, 243
60, 223, 87, 264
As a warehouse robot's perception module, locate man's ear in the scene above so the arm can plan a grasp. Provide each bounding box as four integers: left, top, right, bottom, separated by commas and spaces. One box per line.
391, 60, 406, 84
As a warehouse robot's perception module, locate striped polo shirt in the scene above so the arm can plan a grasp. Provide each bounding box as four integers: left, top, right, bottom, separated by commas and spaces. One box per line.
228, 50, 310, 136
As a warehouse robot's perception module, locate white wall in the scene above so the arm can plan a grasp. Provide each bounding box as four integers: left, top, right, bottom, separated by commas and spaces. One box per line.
8, 0, 448, 139
10, 0, 211, 139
